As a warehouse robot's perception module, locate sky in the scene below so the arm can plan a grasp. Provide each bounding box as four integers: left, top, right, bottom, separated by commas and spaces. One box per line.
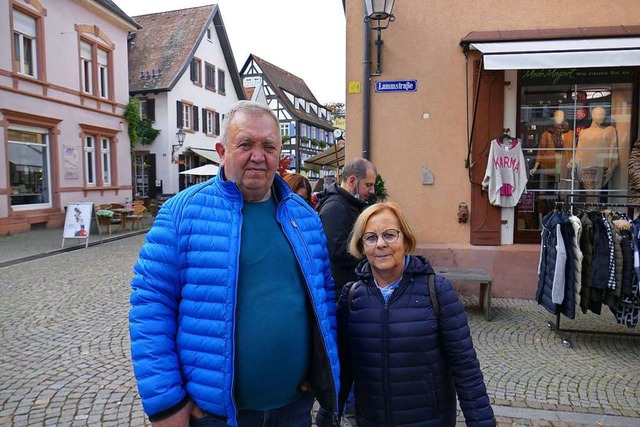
113, 0, 346, 105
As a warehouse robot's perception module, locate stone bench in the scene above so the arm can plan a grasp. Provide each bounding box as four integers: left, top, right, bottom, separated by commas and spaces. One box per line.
434, 267, 492, 320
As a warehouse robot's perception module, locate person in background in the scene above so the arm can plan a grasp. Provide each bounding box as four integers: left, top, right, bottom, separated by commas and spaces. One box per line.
129, 100, 340, 427
316, 158, 377, 294
283, 172, 314, 208
327, 202, 496, 427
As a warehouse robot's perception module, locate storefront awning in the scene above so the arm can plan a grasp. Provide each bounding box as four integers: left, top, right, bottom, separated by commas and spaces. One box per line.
469, 38, 640, 70
189, 148, 220, 164
304, 144, 345, 171
461, 26, 640, 70
179, 164, 219, 176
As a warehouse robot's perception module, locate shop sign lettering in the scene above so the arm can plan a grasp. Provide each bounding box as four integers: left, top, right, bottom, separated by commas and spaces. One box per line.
522, 67, 633, 85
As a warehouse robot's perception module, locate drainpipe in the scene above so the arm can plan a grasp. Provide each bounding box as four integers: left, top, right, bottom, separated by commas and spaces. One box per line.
362, 19, 371, 160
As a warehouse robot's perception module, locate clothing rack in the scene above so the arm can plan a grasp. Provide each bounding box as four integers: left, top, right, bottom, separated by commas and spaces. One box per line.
540, 203, 640, 347
547, 312, 640, 348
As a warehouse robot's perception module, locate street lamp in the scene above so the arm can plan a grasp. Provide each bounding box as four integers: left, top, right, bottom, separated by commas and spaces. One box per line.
364, 0, 396, 75
172, 128, 185, 162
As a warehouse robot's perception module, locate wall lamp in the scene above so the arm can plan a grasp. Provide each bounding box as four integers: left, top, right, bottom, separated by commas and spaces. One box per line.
364, 0, 396, 75
172, 128, 186, 162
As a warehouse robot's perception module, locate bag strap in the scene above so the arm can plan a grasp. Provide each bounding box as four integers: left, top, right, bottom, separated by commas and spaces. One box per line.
347, 281, 357, 308
428, 273, 440, 320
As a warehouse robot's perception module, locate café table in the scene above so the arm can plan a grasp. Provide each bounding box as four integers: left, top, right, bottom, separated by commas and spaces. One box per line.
110, 207, 135, 232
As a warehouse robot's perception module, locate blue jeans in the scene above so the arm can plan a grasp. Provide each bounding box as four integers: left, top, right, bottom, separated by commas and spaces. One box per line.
190, 395, 314, 427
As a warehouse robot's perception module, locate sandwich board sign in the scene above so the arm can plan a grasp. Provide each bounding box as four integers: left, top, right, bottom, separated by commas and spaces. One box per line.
62, 202, 94, 248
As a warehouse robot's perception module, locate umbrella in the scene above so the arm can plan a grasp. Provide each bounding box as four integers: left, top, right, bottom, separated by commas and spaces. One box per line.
179, 164, 219, 176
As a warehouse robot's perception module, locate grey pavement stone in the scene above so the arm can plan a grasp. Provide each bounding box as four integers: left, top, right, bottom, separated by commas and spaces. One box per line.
0, 230, 639, 426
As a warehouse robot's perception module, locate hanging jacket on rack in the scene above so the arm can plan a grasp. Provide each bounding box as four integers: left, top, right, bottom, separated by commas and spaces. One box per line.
569, 215, 583, 304
578, 212, 594, 314
611, 218, 640, 328
536, 210, 576, 319
586, 212, 612, 315
603, 214, 624, 309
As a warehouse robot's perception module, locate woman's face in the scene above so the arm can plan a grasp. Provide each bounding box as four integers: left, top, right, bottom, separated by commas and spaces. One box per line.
362, 210, 406, 281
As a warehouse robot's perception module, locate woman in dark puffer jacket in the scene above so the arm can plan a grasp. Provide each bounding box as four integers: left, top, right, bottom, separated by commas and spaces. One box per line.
319, 202, 495, 427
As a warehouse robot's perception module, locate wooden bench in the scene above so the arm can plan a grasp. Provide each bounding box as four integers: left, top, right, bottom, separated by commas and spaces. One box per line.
434, 267, 492, 320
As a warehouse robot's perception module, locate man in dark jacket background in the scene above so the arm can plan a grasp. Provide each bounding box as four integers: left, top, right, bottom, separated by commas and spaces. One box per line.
317, 158, 376, 294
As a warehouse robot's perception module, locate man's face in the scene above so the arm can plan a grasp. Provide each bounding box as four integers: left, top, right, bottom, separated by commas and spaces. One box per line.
215, 112, 281, 202
350, 168, 376, 200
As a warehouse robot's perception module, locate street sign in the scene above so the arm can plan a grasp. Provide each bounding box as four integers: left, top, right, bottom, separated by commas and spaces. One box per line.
374, 80, 417, 93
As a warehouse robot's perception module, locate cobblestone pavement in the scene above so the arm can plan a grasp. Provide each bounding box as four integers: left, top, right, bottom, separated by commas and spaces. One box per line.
1, 233, 639, 426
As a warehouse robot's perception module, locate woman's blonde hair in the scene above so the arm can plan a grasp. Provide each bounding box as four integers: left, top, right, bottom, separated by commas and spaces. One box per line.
348, 201, 416, 259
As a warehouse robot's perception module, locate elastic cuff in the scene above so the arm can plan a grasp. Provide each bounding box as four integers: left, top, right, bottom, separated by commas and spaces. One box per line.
148, 395, 190, 422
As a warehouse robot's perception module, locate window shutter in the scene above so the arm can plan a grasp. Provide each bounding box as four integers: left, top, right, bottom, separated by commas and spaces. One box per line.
177, 101, 183, 128
190, 60, 196, 81
470, 63, 503, 246
215, 112, 220, 136
146, 99, 155, 122
202, 109, 208, 133
193, 105, 199, 131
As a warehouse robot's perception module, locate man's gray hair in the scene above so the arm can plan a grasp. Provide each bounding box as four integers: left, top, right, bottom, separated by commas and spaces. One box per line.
341, 158, 376, 183
220, 101, 280, 147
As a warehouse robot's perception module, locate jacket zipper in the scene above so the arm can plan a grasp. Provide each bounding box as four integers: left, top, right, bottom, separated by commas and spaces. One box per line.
287, 216, 339, 419
230, 207, 242, 423
382, 297, 392, 426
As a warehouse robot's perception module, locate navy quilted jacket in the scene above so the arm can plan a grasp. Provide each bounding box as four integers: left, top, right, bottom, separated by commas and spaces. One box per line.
337, 255, 495, 427
129, 171, 339, 426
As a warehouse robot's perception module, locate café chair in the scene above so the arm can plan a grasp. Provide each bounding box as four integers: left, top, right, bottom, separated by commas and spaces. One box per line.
125, 204, 147, 230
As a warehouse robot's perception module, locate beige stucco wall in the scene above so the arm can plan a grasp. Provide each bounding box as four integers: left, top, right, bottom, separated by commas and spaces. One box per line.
345, 1, 640, 297
345, 0, 640, 245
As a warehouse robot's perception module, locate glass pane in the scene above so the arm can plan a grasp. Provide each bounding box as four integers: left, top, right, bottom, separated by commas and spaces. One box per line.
517, 67, 634, 235
9, 137, 49, 206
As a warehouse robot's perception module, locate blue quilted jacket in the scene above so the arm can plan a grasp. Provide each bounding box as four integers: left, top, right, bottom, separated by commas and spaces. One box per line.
337, 255, 495, 427
129, 171, 340, 426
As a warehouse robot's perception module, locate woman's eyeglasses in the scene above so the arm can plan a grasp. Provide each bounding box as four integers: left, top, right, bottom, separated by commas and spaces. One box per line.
361, 229, 401, 246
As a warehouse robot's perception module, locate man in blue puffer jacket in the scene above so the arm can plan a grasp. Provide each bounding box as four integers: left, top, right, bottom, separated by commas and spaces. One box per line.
129, 101, 340, 426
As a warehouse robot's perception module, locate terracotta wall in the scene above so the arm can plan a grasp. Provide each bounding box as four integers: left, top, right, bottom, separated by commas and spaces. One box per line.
344, 0, 640, 298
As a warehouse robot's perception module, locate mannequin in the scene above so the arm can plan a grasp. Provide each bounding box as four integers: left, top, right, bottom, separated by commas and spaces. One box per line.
570, 106, 618, 197
529, 110, 574, 179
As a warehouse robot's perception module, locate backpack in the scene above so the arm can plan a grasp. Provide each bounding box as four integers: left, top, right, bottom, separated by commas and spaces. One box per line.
347, 273, 439, 319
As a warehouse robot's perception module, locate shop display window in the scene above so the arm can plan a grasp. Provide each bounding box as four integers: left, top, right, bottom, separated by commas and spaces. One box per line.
8, 128, 51, 208
515, 67, 636, 242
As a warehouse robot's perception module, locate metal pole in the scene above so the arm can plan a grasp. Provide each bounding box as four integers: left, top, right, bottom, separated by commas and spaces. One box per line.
362, 18, 371, 160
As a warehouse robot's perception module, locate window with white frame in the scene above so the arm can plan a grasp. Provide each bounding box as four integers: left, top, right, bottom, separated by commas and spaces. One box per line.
85, 136, 96, 186
97, 48, 109, 98
13, 9, 38, 77
280, 123, 289, 137
206, 26, 212, 41
206, 110, 214, 134
81, 41, 92, 94
183, 103, 191, 130
8, 126, 51, 208
79, 39, 112, 99
101, 137, 111, 185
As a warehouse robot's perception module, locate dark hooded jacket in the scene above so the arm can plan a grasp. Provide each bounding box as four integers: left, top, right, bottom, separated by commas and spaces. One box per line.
316, 183, 368, 292
336, 255, 495, 427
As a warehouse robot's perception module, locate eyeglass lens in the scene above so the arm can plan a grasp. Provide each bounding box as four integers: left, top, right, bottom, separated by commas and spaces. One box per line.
362, 229, 400, 246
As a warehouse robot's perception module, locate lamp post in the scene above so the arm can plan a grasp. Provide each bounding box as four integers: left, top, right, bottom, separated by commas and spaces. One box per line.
364, 0, 395, 75
172, 128, 185, 163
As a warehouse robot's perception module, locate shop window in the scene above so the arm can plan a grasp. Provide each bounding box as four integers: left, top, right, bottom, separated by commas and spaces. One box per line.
515, 67, 635, 243
8, 127, 51, 208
